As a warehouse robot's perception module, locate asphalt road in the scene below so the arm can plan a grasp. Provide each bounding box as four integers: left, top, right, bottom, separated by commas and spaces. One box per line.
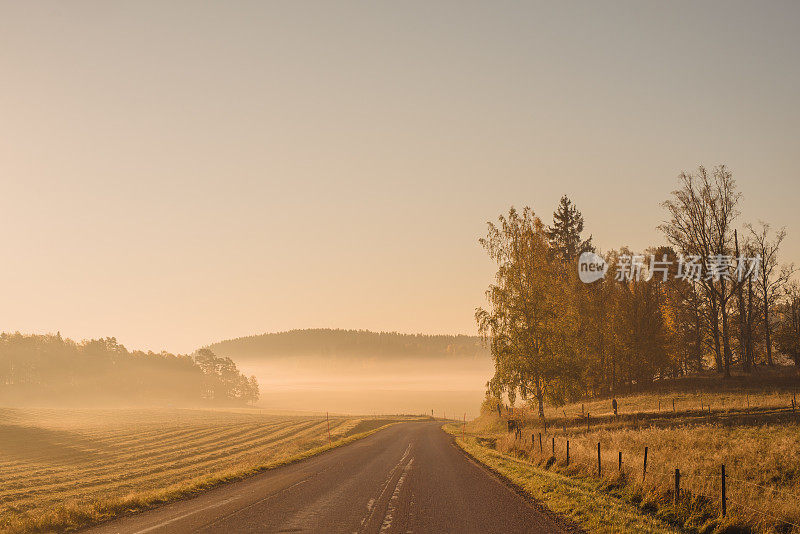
86, 421, 572, 534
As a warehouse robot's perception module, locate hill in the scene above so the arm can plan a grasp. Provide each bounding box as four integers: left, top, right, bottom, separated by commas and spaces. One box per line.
206, 329, 489, 362
0, 332, 258, 407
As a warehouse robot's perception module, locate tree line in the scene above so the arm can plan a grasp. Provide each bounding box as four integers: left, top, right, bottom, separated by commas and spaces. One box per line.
477, 166, 798, 416
208, 328, 488, 361
0, 333, 259, 406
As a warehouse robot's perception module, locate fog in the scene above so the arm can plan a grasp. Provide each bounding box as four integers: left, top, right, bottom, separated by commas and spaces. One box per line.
238, 356, 493, 419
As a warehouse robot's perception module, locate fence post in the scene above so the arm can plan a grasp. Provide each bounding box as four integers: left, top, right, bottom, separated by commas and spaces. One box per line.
597, 442, 601, 477
566, 440, 570, 465
327, 412, 331, 446
539, 432, 543, 454
552, 436, 555, 456
674, 468, 680, 505
618, 451, 622, 471
643, 446, 648, 481
721, 464, 727, 517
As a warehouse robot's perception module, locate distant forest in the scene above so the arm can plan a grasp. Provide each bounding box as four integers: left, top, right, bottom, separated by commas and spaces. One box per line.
0, 333, 259, 406
207, 329, 489, 361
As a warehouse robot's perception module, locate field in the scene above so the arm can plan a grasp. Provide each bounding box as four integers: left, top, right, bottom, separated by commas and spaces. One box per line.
458, 388, 800, 533
0, 407, 400, 533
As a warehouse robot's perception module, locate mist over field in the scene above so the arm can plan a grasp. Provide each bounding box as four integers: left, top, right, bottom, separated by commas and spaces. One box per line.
239, 357, 492, 418
210, 329, 493, 418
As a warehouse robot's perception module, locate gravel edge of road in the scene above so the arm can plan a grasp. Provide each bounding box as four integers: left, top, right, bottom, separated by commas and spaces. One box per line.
442, 425, 587, 534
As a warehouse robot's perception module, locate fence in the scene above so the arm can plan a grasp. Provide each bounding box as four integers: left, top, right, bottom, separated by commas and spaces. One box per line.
503, 430, 800, 532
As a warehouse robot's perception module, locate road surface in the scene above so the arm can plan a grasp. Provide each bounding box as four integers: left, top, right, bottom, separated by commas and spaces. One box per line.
86, 421, 573, 534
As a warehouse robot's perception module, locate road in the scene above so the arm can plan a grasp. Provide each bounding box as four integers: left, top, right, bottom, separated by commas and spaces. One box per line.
86, 421, 573, 534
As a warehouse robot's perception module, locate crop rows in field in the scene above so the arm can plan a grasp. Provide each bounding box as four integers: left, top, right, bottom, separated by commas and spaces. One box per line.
0, 408, 365, 527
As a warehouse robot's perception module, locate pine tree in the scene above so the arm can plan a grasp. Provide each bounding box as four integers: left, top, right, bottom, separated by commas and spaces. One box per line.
546, 196, 594, 260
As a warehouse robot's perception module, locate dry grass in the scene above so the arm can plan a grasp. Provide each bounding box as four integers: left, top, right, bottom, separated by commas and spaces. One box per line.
530, 390, 799, 421
467, 395, 800, 533
0, 407, 401, 533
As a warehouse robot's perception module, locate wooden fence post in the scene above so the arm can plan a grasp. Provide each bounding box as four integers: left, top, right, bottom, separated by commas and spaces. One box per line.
539, 432, 543, 454
721, 464, 727, 517
566, 440, 570, 465
643, 446, 648, 481
327, 412, 331, 446
674, 468, 680, 505
597, 442, 601, 477
552, 436, 555, 456
618, 451, 622, 471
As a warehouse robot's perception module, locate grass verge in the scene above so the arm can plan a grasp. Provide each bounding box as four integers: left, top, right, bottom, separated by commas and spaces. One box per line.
445, 424, 692, 534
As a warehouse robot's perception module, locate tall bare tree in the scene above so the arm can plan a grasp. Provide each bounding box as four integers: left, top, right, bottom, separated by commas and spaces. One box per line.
747, 222, 795, 366
776, 282, 800, 369
660, 165, 742, 377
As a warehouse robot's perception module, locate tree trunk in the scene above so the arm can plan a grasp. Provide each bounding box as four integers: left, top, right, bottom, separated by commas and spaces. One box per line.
535, 378, 545, 418
721, 303, 732, 378
764, 296, 774, 366
695, 312, 704, 373
747, 278, 754, 369
735, 232, 750, 373
710, 293, 723, 372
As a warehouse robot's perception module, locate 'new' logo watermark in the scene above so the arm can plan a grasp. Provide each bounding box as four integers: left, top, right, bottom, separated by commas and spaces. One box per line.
578, 252, 607, 283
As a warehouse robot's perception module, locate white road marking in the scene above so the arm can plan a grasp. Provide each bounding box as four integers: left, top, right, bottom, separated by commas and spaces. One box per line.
358, 443, 413, 531
380, 458, 413, 533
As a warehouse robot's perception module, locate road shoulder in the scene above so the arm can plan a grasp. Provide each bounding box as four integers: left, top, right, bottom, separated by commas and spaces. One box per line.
444, 425, 679, 534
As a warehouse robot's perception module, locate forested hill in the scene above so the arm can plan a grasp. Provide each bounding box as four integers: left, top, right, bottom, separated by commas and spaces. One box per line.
0, 333, 259, 406
206, 329, 489, 361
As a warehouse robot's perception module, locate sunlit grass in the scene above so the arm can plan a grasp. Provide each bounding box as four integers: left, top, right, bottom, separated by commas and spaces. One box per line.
459, 393, 800, 533
0, 408, 400, 533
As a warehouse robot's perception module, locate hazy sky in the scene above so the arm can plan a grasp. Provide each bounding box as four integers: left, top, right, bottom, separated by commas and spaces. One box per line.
1, 1, 798, 353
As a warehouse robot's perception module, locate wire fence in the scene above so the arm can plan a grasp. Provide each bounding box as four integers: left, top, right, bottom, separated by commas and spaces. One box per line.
478, 392, 800, 531
481, 423, 800, 533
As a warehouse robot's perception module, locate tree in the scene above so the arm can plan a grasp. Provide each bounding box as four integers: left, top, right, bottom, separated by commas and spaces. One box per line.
546, 196, 594, 261
660, 165, 742, 377
577, 252, 616, 395
776, 283, 800, 369
476, 206, 582, 418
747, 222, 795, 366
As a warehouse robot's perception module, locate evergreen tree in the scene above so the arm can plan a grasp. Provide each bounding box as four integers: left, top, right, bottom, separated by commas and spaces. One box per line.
546, 196, 594, 260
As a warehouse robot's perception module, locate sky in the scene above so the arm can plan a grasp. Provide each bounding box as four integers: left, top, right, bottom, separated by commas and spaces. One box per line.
1, 1, 798, 354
